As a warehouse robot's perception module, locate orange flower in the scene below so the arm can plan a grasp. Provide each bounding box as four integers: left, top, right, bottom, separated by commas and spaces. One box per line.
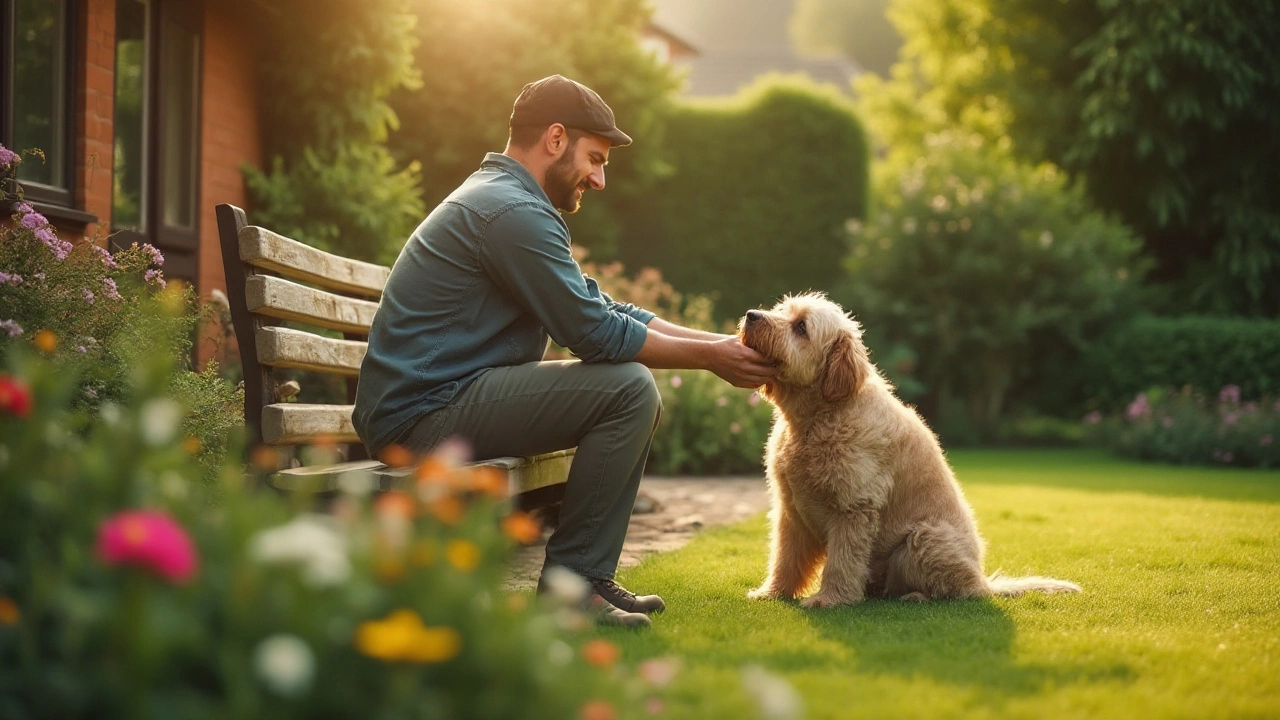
501, 511, 542, 544
445, 540, 480, 572
33, 330, 56, 353
415, 456, 451, 485
471, 466, 508, 498
312, 433, 338, 449
582, 639, 620, 668
182, 436, 202, 454
250, 445, 280, 471
426, 496, 464, 525
0, 596, 19, 625
374, 491, 416, 520
506, 594, 528, 612
379, 444, 414, 468
580, 700, 617, 720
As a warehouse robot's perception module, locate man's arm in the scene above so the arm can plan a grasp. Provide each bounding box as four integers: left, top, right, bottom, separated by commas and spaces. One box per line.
633, 331, 775, 389
645, 316, 732, 343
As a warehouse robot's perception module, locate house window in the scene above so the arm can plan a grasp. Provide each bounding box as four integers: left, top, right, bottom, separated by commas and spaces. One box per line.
1, 0, 77, 207
111, 0, 202, 285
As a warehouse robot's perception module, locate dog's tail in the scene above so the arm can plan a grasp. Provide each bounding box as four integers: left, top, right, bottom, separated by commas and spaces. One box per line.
985, 571, 1081, 597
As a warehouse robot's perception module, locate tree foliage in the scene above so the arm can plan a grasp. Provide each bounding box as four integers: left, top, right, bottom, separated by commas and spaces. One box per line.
619, 77, 869, 321
243, 0, 425, 263
860, 0, 1280, 315
789, 0, 903, 76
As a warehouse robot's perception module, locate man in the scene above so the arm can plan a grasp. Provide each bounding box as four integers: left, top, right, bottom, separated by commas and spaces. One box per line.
353, 75, 775, 627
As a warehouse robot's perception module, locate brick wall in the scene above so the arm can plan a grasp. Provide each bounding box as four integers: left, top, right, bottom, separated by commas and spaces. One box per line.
78, 0, 115, 241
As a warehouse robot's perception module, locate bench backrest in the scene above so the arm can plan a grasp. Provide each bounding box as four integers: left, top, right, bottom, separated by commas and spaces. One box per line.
215, 204, 389, 453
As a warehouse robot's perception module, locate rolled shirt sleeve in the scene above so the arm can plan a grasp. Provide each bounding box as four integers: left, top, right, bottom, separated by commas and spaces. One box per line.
480, 204, 649, 363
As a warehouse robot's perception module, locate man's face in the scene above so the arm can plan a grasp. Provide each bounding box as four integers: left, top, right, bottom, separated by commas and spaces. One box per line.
545, 132, 610, 214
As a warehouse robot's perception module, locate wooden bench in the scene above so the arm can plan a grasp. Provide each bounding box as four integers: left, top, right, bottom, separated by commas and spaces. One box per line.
214, 203, 572, 506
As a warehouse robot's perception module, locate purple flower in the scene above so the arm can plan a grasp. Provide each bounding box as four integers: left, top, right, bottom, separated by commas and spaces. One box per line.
143, 244, 164, 267
19, 212, 48, 231
1126, 393, 1150, 421
1223, 412, 1238, 426
14, 202, 33, 215
33, 227, 71, 260
77, 345, 87, 353
1083, 410, 1102, 425
83, 289, 95, 305
1261, 434, 1274, 448
0, 144, 18, 170
92, 244, 118, 270
0, 319, 22, 337
102, 277, 121, 301
0, 272, 21, 285
1219, 385, 1241, 405
145, 268, 166, 288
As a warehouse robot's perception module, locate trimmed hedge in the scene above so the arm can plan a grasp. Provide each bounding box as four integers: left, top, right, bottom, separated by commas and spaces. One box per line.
618, 76, 869, 321
1088, 315, 1280, 409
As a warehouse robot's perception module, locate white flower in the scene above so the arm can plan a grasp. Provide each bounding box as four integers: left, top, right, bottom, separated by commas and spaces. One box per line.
741, 665, 803, 720
249, 515, 351, 587
140, 398, 182, 446
639, 657, 681, 688
540, 565, 589, 606
253, 634, 315, 697
547, 640, 574, 666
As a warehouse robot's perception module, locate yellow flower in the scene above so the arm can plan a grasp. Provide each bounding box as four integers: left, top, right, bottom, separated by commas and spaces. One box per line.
354, 609, 462, 664
446, 540, 480, 572
0, 596, 19, 625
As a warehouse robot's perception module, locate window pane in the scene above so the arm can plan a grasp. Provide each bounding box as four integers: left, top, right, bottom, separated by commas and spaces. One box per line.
112, 0, 149, 231
161, 20, 198, 230
12, 0, 67, 189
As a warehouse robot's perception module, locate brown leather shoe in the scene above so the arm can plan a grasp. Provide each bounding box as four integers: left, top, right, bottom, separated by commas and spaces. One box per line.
585, 594, 652, 628
590, 578, 666, 615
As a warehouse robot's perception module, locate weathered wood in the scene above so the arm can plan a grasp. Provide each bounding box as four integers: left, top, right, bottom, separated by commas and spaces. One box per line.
217, 204, 274, 451
261, 403, 359, 446
268, 450, 577, 496
245, 275, 379, 335
239, 226, 388, 298
256, 326, 366, 376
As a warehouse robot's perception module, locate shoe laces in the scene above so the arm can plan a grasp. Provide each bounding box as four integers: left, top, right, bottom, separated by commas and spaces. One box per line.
595, 578, 636, 601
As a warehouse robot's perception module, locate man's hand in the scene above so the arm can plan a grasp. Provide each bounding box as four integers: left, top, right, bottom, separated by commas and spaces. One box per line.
706, 336, 776, 389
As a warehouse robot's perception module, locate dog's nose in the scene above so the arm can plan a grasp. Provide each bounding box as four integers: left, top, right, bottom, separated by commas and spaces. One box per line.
746, 310, 764, 325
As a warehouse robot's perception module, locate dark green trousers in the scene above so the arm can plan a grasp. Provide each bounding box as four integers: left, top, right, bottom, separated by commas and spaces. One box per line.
399, 360, 662, 580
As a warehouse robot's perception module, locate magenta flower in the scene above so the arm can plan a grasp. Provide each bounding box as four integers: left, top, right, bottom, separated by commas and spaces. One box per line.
1126, 393, 1150, 421
97, 510, 198, 584
1219, 385, 1241, 405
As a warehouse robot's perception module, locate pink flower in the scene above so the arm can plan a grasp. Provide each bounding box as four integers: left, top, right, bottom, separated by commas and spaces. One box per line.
1219, 385, 1241, 405
142, 243, 164, 267
669, 375, 683, 388
716, 396, 730, 407
19, 212, 48, 230
102, 278, 121, 301
144, 269, 166, 288
748, 391, 761, 407
729, 422, 742, 435
0, 272, 20, 285
1126, 393, 1150, 421
92, 244, 118, 269
97, 510, 198, 584
1223, 412, 1238, 426
0, 375, 32, 417
1083, 411, 1102, 425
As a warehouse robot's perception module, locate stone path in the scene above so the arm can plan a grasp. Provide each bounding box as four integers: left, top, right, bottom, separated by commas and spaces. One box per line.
506, 475, 771, 590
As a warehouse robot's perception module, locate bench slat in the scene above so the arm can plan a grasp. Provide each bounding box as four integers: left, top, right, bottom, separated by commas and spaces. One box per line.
239, 226, 388, 298
261, 403, 358, 446
268, 450, 577, 496
256, 326, 366, 376
245, 275, 379, 335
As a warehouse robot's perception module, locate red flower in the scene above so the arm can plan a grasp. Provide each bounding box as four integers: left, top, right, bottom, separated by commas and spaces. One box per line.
0, 376, 32, 417
97, 510, 198, 584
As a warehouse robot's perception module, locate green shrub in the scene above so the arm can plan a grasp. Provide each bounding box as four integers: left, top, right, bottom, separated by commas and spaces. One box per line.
1093, 386, 1280, 469
1085, 315, 1280, 412
648, 371, 773, 475
839, 130, 1146, 442
618, 76, 870, 322
0, 336, 662, 718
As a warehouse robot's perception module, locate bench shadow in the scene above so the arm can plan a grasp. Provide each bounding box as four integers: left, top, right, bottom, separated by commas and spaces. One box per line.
799, 597, 1132, 699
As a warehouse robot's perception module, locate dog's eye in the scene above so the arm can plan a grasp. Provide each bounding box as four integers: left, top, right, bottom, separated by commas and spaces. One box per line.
794, 320, 807, 337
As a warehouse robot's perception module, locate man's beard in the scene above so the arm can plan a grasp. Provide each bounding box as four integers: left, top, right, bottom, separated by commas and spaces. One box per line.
545, 152, 588, 213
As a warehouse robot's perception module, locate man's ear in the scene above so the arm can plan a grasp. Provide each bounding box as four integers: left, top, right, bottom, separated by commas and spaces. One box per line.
544, 123, 569, 157
820, 332, 867, 402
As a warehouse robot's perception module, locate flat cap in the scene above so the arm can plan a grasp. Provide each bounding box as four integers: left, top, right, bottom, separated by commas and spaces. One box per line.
509, 75, 632, 147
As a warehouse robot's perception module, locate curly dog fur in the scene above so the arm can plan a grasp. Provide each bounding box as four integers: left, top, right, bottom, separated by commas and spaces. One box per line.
740, 293, 1080, 607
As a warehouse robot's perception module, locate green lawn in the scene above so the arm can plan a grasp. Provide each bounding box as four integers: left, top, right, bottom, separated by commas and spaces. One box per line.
608, 450, 1280, 720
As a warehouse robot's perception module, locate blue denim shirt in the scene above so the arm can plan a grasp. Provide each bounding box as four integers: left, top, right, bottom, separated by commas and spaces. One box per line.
353, 153, 654, 455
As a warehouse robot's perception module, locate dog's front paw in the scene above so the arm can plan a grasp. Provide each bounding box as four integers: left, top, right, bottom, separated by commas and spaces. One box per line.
747, 585, 786, 600
800, 592, 861, 609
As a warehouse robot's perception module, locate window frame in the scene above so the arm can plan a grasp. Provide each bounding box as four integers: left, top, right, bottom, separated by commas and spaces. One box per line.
0, 0, 80, 210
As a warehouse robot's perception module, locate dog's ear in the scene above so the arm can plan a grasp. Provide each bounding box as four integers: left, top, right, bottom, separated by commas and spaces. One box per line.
820, 331, 867, 402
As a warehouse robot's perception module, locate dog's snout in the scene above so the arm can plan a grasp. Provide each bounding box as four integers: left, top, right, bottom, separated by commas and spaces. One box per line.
745, 310, 764, 325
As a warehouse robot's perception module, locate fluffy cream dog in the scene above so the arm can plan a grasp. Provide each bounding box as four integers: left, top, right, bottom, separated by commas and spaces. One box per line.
740, 293, 1080, 607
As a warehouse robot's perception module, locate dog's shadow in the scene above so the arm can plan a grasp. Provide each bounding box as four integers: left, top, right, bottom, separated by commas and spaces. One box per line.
798, 597, 1131, 695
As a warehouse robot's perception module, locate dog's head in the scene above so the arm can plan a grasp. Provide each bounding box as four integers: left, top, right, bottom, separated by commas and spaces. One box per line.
739, 293, 869, 404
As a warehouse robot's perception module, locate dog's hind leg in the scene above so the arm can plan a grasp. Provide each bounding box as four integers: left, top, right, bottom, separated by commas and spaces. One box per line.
889, 522, 988, 600
748, 505, 825, 600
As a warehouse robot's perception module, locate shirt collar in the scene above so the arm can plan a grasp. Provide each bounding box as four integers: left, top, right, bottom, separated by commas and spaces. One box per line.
481, 152, 555, 210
